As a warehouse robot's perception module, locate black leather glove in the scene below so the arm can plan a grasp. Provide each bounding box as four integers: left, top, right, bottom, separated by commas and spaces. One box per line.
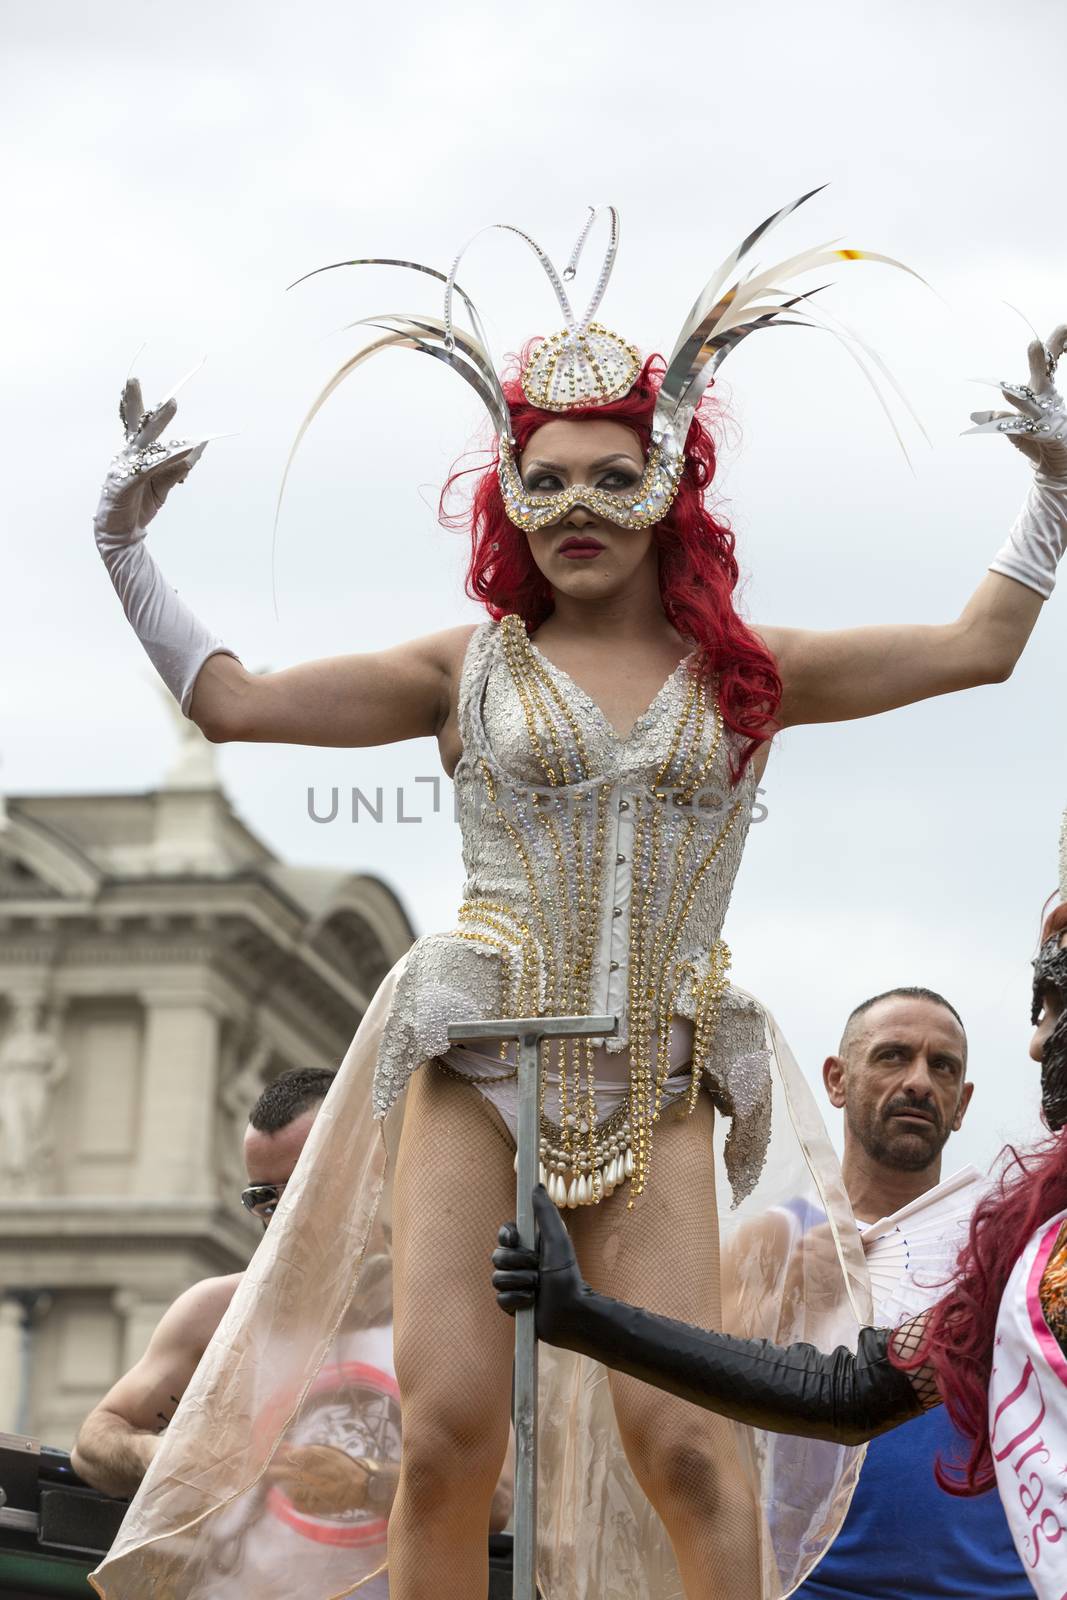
492, 1186, 927, 1446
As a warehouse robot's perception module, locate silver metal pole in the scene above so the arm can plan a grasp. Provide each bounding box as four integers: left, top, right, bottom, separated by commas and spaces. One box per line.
447, 1014, 616, 1600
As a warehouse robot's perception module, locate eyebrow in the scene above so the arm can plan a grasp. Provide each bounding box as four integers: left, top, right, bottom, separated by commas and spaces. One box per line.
524, 453, 641, 472
871, 1039, 964, 1068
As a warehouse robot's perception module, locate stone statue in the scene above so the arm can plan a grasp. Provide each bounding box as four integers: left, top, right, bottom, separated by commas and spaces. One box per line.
153, 666, 267, 791
154, 678, 220, 791
0, 1001, 67, 1193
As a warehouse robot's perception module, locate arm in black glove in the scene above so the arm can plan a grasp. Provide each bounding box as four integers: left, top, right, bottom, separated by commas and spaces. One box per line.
492, 1186, 932, 1447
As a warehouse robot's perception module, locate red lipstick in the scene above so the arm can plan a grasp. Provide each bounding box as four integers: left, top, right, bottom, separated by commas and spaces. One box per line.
558, 536, 604, 559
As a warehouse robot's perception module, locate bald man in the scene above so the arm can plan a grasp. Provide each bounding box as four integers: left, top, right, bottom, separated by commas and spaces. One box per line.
794, 986, 1028, 1600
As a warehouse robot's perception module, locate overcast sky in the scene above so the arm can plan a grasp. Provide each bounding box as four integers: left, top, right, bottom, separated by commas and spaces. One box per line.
3, 0, 1067, 1177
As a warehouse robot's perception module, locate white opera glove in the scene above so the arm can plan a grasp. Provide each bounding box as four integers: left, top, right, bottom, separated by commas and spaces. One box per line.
968, 326, 1067, 599
94, 378, 238, 713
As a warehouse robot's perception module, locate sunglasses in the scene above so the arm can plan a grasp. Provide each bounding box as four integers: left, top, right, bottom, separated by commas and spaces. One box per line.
240, 1182, 288, 1220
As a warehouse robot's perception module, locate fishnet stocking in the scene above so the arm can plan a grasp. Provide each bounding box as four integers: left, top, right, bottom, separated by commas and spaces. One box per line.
389, 1062, 517, 1600
890, 1312, 942, 1410
571, 1093, 762, 1600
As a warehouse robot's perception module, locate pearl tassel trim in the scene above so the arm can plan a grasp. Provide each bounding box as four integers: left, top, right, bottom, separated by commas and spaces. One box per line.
513, 1127, 635, 1208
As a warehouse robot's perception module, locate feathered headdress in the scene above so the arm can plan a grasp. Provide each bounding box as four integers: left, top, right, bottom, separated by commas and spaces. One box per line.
281, 188, 924, 536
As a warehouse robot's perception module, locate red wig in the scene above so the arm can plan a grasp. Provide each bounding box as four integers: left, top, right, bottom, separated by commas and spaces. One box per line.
439, 352, 781, 777
896, 900, 1067, 1494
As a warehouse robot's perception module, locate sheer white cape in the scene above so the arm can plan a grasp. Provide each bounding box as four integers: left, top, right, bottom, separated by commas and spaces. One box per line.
90, 959, 870, 1600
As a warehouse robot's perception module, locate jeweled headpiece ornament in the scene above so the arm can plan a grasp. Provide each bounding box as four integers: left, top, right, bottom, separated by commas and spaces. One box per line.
281, 189, 923, 537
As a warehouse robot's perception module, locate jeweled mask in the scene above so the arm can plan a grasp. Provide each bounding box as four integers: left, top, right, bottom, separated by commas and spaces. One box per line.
497, 431, 685, 533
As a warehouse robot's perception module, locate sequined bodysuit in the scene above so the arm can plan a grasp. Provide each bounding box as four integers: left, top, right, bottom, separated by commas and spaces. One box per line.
375, 616, 772, 1204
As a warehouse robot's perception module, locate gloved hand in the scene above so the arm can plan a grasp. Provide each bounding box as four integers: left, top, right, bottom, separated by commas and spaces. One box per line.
492, 1184, 588, 1347
492, 1186, 925, 1445
92, 377, 237, 713
972, 328, 1067, 598
94, 379, 208, 541
967, 327, 1067, 477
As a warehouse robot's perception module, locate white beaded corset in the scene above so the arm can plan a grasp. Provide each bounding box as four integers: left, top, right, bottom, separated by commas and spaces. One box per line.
374, 616, 773, 1204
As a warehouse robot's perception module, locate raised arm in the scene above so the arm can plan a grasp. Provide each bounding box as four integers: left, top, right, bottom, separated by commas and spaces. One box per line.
760, 571, 1041, 728
93, 378, 473, 755
759, 330, 1067, 729
492, 1188, 936, 1446
188, 626, 473, 748
71, 1276, 235, 1497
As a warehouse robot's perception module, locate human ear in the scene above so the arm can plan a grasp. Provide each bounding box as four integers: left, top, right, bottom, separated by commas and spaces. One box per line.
952, 1079, 975, 1132
823, 1056, 847, 1110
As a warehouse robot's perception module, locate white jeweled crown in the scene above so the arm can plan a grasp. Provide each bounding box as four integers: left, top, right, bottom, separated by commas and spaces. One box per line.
521, 322, 641, 411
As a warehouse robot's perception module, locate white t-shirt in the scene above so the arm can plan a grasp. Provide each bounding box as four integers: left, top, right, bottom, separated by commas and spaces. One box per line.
207, 1321, 398, 1598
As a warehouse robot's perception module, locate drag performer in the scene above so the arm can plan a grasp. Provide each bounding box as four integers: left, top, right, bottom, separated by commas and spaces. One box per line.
89, 194, 1067, 1600
494, 873, 1067, 1596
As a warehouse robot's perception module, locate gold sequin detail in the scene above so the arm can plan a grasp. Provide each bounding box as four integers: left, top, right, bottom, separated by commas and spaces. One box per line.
371, 619, 763, 1203
453, 615, 748, 1206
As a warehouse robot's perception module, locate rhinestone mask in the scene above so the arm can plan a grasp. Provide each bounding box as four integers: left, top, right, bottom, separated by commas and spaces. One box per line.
497, 432, 684, 533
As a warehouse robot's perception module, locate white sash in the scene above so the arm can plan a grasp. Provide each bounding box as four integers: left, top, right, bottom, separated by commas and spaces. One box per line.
990, 1207, 1067, 1597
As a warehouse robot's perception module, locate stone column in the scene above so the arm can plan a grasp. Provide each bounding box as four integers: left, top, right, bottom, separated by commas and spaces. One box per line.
132, 995, 221, 1201
0, 1296, 24, 1432
112, 1288, 177, 1370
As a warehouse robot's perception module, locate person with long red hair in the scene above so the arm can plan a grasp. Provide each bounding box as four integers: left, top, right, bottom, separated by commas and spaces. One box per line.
449, 345, 779, 778
493, 895, 1067, 1599
88, 197, 1067, 1600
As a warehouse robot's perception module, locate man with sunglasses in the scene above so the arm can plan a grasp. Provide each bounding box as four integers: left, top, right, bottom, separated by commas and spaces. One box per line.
73, 1064, 515, 1592
71, 1067, 343, 1499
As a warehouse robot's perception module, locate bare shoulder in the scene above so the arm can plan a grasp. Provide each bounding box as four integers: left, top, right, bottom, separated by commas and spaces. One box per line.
82, 1273, 245, 1432
749, 623, 806, 729
411, 622, 480, 672
750, 623, 786, 664
391, 622, 479, 704
159, 1272, 242, 1353
399, 617, 479, 656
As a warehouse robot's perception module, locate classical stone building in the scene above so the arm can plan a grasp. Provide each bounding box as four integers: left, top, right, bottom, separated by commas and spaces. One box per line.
0, 721, 414, 1449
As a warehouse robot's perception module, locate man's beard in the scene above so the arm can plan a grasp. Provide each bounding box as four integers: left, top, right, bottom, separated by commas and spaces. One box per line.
848, 1099, 948, 1173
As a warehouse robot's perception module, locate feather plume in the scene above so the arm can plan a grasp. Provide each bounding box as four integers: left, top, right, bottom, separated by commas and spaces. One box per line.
289, 256, 502, 403
273, 317, 508, 611
271, 328, 410, 618
656, 195, 929, 460
661, 189, 827, 385
339, 312, 506, 426
673, 291, 828, 417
